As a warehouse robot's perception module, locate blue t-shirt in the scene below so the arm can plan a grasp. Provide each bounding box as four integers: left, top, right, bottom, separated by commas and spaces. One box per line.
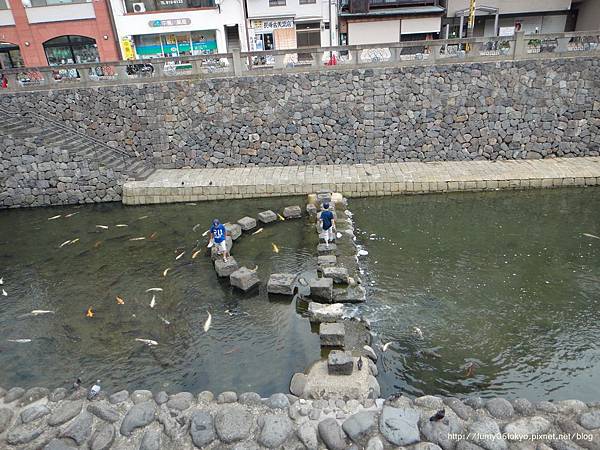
320, 210, 334, 230
210, 224, 226, 243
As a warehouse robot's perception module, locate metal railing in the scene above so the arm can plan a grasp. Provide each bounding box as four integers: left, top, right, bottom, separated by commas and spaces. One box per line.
1, 30, 599, 93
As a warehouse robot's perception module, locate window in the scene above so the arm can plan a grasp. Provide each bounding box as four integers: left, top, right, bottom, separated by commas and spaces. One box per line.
0, 0, 8, 9
27, 0, 88, 7
0, 43, 24, 69
269, 0, 285, 6
296, 22, 321, 47
299, 0, 315, 4
43, 35, 99, 65
124, 0, 214, 13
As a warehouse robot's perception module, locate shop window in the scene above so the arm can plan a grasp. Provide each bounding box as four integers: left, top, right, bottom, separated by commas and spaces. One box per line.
43, 35, 99, 65
26, 0, 89, 7
269, 0, 285, 6
296, 22, 321, 47
0, 43, 24, 69
133, 31, 217, 58
299, 0, 315, 4
124, 0, 214, 13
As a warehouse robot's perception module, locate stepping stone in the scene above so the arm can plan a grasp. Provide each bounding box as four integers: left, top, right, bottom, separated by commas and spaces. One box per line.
321, 266, 349, 284
210, 236, 233, 261
309, 277, 333, 302
224, 223, 242, 240
318, 255, 337, 267
257, 210, 277, 224
283, 205, 302, 219
306, 204, 318, 216
316, 192, 332, 205
320, 322, 345, 347
308, 303, 344, 322
328, 350, 353, 375
237, 216, 257, 231
214, 257, 239, 278
267, 273, 296, 295
333, 285, 366, 303
317, 243, 337, 255
230, 267, 260, 292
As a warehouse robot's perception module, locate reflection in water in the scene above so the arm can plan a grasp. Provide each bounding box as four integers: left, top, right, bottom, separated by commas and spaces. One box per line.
352, 188, 600, 401
0, 198, 320, 395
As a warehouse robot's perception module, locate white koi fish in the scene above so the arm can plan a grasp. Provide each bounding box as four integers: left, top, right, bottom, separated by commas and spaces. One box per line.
48, 215, 61, 221
175, 251, 185, 260
192, 224, 201, 232
8, 339, 32, 343
203, 312, 212, 333
413, 327, 424, 339
146, 288, 163, 292
135, 338, 158, 346
159, 316, 171, 326
252, 228, 264, 235
163, 268, 171, 277
202, 229, 210, 237
115, 224, 129, 228
129, 237, 146, 241
96, 225, 109, 230
59, 240, 72, 248
31, 310, 55, 316
1, 289, 7, 296
381, 341, 393, 352
192, 250, 202, 259
150, 295, 156, 309
65, 212, 79, 218
583, 233, 600, 240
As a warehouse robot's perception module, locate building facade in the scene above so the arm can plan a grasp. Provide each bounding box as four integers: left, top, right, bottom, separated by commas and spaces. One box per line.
337, 0, 444, 46
108, 0, 247, 61
0, 0, 119, 68
245, 0, 336, 53
440, 0, 576, 39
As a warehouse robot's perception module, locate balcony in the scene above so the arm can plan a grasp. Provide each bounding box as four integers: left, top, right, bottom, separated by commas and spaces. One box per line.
342, 0, 441, 16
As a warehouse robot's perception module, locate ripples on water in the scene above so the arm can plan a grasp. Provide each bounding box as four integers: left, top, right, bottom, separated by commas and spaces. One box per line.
352, 188, 600, 401
0, 198, 320, 395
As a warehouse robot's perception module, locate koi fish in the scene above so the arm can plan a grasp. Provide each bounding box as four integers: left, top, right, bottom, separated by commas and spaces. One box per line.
148, 232, 158, 240
116, 296, 125, 305
48, 215, 61, 221
163, 268, 171, 277
150, 295, 156, 309
272, 243, 280, 254
413, 326, 424, 339
159, 316, 171, 325
224, 347, 240, 355
30, 310, 55, 316
203, 312, 212, 332
86, 307, 94, 318
65, 212, 79, 218
0, 278, 3, 285
137, 215, 149, 220
8, 339, 32, 343
94, 241, 102, 249
381, 341, 393, 352
277, 214, 285, 221
115, 224, 128, 228
135, 338, 158, 346
583, 233, 600, 240
252, 228, 264, 235
192, 224, 201, 232
70, 238, 79, 245
129, 237, 146, 241
146, 288, 163, 292
175, 251, 185, 260
250, 265, 258, 272
1, 289, 7, 296
96, 225, 109, 230
192, 250, 202, 259
60, 240, 72, 248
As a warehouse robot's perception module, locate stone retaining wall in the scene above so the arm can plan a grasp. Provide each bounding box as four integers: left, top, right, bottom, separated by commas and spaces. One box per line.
0, 385, 599, 449
2, 58, 599, 171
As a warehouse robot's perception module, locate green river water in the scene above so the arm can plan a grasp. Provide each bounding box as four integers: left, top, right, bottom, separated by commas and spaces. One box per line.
0, 188, 599, 400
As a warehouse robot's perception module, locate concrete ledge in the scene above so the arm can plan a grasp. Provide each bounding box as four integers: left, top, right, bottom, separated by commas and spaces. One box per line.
122, 158, 600, 205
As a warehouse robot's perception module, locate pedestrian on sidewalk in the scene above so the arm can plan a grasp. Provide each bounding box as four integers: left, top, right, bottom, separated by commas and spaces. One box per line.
208, 218, 229, 262
319, 203, 336, 247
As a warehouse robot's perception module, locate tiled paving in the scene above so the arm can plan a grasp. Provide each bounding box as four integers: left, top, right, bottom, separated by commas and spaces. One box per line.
122, 157, 600, 204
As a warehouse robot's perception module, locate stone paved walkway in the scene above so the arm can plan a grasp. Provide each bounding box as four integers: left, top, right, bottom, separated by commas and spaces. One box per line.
123, 157, 600, 204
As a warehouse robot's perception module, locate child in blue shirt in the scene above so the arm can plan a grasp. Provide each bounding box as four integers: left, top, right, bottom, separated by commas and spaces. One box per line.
209, 218, 229, 262
318, 203, 336, 247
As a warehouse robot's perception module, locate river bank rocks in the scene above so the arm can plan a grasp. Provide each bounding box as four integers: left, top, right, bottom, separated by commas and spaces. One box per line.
1, 387, 598, 449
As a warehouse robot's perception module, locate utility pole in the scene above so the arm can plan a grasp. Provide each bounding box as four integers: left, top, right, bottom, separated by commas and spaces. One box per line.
467, 0, 476, 38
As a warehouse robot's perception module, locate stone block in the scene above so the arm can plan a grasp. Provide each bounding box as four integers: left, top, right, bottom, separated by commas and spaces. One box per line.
316, 192, 332, 205
237, 216, 257, 231
224, 223, 242, 240
210, 236, 233, 261
308, 302, 344, 322
320, 323, 345, 347
328, 350, 353, 375
230, 267, 260, 292
317, 243, 337, 255
283, 205, 302, 219
258, 210, 277, 224
306, 204, 318, 216
214, 257, 239, 278
267, 273, 296, 295
333, 285, 366, 303
322, 266, 349, 284
318, 255, 337, 267
309, 277, 333, 302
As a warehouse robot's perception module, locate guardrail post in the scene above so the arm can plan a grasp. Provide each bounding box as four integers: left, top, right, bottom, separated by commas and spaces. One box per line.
274, 53, 285, 69
115, 64, 129, 81
232, 49, 242, 76
350, 49, 360, 66
79, 67, 92, 86
513, 31, 527, 59
556, 37, 570, 53
5, 73, 18, 91
311, 50, 322, 67
429, 45, 441, 62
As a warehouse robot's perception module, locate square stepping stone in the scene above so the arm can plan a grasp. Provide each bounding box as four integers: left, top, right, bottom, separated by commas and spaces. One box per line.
333, 285, 366, 303
317, 243, 337, 255
283, 205, 302, 219
308, 302, 344, 323
309, 277, 333, 302
319, 322, 345, 347
306, 204, 318, 217
237, 216, 257, 231
224, 223, 242, 240
230, 267, 260, 292
267, 273, 296, 295
210, 236, 233, 261
316, 192, 332, 205
214, 257, 239, 278
317, 255, 337, 267
257, 210, 277, 224
322, 266, 349, 284
327, 350, 353, 375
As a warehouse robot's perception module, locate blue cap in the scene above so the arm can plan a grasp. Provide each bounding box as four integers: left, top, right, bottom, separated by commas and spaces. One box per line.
213, 218, 220, 226
323, 203, 330, 209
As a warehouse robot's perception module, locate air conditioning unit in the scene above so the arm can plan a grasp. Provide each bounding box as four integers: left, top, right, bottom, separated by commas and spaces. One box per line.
132, 3, 146, 12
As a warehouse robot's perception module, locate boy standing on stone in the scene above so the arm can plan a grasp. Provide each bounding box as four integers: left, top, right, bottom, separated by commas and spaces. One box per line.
319, 203, 336, 247
209, 218, 229, 262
